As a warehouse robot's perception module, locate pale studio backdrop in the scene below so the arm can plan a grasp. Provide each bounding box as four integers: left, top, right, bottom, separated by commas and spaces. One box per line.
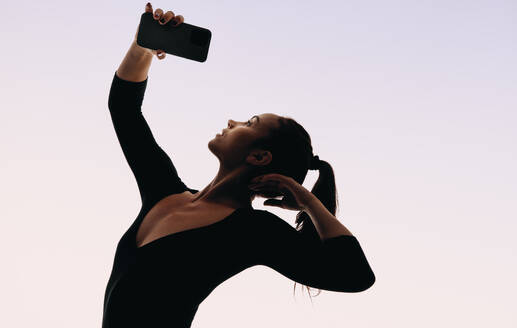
1, 0, 516, 327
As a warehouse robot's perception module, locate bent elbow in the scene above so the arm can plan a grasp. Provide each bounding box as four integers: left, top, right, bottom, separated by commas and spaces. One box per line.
357, 270, 376, 292
343, 269, 376, 293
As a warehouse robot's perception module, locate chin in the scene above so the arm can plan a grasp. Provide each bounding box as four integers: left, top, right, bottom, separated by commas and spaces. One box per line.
207, 138, 219, 155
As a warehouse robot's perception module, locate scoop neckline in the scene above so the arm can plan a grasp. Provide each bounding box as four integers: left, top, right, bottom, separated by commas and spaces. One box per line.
135, 207, 249, 251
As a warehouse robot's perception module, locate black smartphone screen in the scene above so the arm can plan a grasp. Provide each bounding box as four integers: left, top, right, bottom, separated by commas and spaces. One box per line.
136, 12, 212, 62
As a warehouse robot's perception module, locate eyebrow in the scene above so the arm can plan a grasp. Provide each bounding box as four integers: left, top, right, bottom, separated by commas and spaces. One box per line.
251, 115, 260, 123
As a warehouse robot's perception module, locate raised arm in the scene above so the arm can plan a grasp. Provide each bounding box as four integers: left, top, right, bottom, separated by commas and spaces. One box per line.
107, 5, 189, 206
255, 210, 375, 293
108, 70, 188, 206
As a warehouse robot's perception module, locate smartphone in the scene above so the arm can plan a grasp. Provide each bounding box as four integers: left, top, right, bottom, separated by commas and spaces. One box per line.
136, 12, 212, 62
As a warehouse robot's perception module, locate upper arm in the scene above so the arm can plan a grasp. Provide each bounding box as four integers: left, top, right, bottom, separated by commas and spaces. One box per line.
255, 210, 375, 293
108, 71, 189, 206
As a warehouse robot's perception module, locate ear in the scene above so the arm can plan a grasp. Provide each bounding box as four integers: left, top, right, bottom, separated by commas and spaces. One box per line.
246, 149, 272, 166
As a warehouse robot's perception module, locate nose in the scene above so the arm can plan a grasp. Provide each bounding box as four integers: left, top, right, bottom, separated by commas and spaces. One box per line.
227, 119, 236, 128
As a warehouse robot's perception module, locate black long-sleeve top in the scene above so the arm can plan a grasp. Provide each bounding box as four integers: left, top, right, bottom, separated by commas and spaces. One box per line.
102, 71, 375, 328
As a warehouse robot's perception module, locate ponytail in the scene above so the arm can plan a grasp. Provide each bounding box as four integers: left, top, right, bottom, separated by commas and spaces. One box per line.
293, 158, 339, 299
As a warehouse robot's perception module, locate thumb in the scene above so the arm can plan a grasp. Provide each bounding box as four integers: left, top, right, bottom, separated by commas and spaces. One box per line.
264, 199, 283, 207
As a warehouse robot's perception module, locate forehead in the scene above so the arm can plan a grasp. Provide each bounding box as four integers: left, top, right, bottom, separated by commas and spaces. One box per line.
256, 113, 281, 127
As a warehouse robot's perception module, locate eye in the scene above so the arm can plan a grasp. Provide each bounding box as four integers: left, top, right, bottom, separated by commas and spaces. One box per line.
246, 120, 252, 126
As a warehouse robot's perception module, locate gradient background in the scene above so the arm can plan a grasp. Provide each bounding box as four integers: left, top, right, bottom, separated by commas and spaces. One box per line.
1, 0, 516, 327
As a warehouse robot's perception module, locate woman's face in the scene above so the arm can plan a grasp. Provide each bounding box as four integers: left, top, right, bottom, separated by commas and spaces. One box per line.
208, 113, 281, 169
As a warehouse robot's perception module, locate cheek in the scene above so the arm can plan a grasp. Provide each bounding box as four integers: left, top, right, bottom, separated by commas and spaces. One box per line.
225, 134, 246, 151
224, 133, 256, 155
228, 130, 251, 144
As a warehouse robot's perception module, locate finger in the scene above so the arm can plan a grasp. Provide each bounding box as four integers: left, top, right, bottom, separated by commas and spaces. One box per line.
251, 174, 270, 183
258, 190, 281, 198
159, 11, 175, 25
251, 178, 280, 185
252, 173, 285, 184
154, 8, 163, 20
171, 15, 185, 26
264, 199, 283, 208
251, 174, 275, 183
156, 50, 166, 60
252, 186, 282, 197
145, 2, 153, 13
255, 177, 296, 195
248, 181, 278, 190
268, 173, 294, 183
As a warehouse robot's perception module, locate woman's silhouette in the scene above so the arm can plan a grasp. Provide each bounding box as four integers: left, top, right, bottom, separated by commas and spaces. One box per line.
102, 3, 375, 327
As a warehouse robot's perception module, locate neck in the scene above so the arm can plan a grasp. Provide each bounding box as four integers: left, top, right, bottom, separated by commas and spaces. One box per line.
190, 165, 255, 209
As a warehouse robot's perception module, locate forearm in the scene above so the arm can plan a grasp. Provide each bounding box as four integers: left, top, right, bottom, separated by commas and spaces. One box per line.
116, 41, 154, 82
303, 194, 353, 241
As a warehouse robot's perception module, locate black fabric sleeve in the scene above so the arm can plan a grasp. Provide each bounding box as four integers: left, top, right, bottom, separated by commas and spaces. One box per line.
107, 71, 189, 206
255, 210, 375, 293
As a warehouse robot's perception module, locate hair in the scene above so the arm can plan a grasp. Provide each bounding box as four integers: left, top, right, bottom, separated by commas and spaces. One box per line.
247, 115, 339, 300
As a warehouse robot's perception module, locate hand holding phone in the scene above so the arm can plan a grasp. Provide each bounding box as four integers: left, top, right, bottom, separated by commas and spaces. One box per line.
134, 2, 211, 62
133, 3, 185, 60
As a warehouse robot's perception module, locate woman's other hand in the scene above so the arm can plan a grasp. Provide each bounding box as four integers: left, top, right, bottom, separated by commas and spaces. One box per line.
248, 174, 316, 212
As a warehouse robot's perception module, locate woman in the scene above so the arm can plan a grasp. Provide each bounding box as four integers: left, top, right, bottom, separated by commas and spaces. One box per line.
102, 3, 375, 328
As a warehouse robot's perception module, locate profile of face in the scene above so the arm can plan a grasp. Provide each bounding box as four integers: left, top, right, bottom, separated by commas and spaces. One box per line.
208, 113, 282, 170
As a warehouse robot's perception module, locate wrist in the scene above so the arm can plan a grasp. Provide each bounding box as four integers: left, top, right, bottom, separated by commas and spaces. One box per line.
116, 41, 153, 83
130, 40, 153, 58
302, 193, 319, 213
